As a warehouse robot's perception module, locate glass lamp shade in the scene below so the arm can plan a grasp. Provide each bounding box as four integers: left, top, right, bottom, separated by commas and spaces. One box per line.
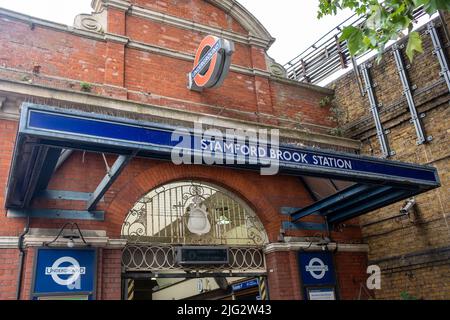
187, 206, 211, 235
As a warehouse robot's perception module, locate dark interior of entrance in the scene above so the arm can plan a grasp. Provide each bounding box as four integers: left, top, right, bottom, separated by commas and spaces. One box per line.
124, 277, 263, 301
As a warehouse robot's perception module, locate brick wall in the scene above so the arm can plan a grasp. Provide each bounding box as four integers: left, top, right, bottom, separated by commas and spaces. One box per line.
374, 263, 450, 300
0, 249, 19, 299
335, 252, 369, 300
0, 120, 26, 236
19, 248, 35, 300
98, 249, 123, 300
266, 251, 303, 300
125, 15, 253, 68
0, 0, 364, 300
0, 0, 335, 130
0, 17, 107, 84
330, 13, 450, 300
130, 0, 248, 34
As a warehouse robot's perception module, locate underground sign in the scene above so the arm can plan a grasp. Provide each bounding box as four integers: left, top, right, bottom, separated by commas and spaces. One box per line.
188, 35, 234, 92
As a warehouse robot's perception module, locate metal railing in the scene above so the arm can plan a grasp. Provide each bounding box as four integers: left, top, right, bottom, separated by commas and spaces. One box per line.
284, 7, 428, 86
122, 244, 266, 273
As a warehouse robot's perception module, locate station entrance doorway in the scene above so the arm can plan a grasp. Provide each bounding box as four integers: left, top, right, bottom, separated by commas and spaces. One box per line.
120, 181, 269, 301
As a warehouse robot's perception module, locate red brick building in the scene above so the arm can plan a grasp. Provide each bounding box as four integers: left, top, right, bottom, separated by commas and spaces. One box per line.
0, 0, 440, 300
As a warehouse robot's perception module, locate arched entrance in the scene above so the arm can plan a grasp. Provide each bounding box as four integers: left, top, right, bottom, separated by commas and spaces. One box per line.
120, 181, 269, 300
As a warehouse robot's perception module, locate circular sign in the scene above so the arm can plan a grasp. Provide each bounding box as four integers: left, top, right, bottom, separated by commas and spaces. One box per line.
305, 258, 329, 280
188, 35, 234, 92
47, 256, 84, 286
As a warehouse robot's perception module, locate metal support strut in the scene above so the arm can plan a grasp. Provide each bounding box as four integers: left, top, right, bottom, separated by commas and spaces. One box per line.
427, 21, 450, 92
87, 153, 135, 211
392, 44, 432, 145
360, 63, 393, 158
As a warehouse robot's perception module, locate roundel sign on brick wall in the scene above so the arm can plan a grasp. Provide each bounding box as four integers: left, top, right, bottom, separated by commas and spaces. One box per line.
188, 35, 235, 92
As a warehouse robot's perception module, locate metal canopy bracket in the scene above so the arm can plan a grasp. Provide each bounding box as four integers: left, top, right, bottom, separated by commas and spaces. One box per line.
290, 183, 419, 226
428, 21, 450, 91
87, 154, 135, 211
291, 184, 372, 221
360, 64, 393, 158
392, 44, 432, 145
326, 188, 410, 224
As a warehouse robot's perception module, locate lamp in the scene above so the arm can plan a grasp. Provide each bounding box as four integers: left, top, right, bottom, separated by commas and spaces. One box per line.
44, 222, 90, 248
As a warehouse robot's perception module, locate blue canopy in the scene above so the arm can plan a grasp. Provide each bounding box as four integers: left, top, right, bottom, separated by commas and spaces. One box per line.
5, 103, 440, 226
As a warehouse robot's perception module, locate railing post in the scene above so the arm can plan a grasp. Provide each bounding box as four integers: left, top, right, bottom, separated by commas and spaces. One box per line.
300, 59, 310, 83
335, 35, 348, 69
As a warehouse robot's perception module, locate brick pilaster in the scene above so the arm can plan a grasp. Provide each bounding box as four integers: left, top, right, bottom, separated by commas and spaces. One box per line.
265, 250, 302, 300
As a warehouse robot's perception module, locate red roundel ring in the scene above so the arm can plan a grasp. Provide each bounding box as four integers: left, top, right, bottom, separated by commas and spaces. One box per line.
192, 35, 220, 88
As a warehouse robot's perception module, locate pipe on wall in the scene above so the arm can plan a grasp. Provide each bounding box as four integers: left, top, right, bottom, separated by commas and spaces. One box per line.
15, 216, 30, 300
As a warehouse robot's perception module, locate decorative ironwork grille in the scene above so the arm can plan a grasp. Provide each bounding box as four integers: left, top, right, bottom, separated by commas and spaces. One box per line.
122, 244, 266, 273
121, 181, 268, 246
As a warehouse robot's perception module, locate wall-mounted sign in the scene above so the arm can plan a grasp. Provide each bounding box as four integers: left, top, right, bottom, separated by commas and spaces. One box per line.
188, 35, 234, 92
298, 252, 336, 286
175, 246, 229, 265
232, 279, 259, 292
298, 252, 337, 300
307, 288, 336, 301
32, 248, 97, 300
21, 105, 439, 187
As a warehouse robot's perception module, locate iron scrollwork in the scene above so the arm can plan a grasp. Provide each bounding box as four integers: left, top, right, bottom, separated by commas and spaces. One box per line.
122, 181, 268, 246
122, 244, 266, 273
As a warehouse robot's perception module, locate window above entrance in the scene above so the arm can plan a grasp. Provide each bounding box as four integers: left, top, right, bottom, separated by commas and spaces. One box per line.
121, 181, 269, 246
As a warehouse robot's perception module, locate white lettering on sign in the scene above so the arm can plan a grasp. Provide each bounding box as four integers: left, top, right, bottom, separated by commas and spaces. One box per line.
312, 155, 353, 170
171, 119, 356, 176
45, 256, 86, 287
305, 258, 329, 280
200, 139, 353, 170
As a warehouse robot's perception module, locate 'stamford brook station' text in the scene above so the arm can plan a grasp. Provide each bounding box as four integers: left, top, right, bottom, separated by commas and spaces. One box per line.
200, 139, 353, 170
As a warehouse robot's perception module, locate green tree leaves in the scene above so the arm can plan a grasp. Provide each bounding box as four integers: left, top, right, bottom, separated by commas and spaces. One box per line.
417, 0, 450, 15
318, 0, 450, 62
406, 31, 424, 61
340, 26, 367, 56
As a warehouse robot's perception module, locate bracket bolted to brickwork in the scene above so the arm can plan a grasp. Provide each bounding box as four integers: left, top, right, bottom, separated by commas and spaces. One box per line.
86, 153, 136, 211
360, 63, 393, 158
427, 21, 450, 92
392, 44, 432, 145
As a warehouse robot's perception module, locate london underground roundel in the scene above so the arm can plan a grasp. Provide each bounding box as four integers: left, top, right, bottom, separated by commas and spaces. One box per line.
188, 35, 235, 92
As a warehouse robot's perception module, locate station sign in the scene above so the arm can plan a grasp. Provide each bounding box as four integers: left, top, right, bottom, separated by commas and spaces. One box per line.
298, 252, 336, 286
32, 248, 97, 300
188, 35, 234, 92
232, 279, 259, 292
298, 252, 337, 300
21, 104, 440, 188
306, 287, 336, 301
176, 246, 229, 265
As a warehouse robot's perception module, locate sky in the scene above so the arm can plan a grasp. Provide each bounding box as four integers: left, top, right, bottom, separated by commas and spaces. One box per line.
0, 0, 352, 64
